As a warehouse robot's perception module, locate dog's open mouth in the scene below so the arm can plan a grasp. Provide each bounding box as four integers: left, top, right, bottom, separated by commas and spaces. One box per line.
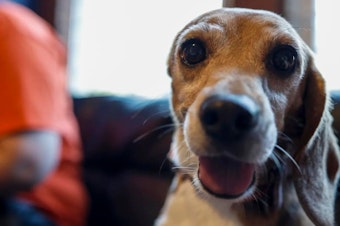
198, 156, 255, 198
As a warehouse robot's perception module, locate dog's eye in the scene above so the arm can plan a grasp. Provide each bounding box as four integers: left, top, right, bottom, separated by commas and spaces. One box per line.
180, 39, 206, 66
270, 45, 297, 74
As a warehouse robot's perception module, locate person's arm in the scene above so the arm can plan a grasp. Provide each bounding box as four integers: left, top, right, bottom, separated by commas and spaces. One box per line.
0, 130, 60, 196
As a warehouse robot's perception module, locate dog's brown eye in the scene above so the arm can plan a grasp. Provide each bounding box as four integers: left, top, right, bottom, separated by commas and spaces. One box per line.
180, 38, 206, 66
270, 45, 297, 74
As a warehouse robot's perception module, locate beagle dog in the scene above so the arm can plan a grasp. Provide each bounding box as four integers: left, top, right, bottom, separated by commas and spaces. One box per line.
155, 8, 340, 226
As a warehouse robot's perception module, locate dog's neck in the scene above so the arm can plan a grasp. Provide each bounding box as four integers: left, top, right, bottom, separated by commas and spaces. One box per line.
155, 175, 243, 226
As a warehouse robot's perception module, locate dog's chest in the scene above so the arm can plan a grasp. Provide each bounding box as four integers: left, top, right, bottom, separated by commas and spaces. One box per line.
155, 176, 242, 226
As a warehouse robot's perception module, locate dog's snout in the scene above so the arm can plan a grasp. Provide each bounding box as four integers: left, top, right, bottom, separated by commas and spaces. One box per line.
199, 94, 260, 142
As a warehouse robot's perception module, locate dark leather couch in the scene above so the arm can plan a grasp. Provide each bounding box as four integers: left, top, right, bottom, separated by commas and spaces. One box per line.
73, 91, 340, 226
73, 95, 174, 226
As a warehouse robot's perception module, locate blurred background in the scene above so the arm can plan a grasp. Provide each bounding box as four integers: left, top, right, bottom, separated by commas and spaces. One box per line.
10, 0, 340, 97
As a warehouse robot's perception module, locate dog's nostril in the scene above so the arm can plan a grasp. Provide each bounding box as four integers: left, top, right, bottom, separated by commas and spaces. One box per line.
235, 107, 259, 131
201, 108, 219, 126
199, 94, 259, 142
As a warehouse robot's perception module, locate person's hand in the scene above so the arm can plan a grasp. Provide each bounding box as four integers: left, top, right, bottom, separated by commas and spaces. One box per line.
0, 131, 60, 197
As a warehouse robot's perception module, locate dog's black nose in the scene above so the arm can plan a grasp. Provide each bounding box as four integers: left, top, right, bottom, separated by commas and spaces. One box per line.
199, 94, 260, 142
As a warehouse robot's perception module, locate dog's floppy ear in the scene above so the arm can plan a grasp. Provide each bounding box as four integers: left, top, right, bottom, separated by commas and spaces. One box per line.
293, 59, 340, 226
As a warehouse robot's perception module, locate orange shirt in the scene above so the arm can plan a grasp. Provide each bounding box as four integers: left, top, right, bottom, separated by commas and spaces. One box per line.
0, 3, 88, 226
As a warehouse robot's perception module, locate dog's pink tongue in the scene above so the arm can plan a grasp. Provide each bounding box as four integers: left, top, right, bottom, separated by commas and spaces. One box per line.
199, 156, 255, 197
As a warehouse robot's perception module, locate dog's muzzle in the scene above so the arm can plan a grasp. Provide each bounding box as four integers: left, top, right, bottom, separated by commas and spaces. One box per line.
197, 94, 260, 198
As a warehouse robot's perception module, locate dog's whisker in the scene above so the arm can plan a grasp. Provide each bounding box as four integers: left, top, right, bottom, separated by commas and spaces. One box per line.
172, 166, 196, 171
158, 155, 173, 176
180, 154, 196, 167
141, 109, 172, 125
172, 167, 196, 175
268, 153, 284, 176
175, 141, 195, 165
171, 139, 197, 170
157, 127, 175, 140
130, 101, 170, 119
274, 144, 301, 174
277, 132, 293, 143
271, 151, 285, 167
133, 123, 176, 143
242, 191, 268, 217
174, 140, 188, 154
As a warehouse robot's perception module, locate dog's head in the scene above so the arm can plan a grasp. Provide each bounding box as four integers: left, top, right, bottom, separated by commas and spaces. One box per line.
167, 8, 340, 225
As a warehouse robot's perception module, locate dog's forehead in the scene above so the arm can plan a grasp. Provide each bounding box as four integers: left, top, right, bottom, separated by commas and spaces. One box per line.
177, 8, 297, 43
